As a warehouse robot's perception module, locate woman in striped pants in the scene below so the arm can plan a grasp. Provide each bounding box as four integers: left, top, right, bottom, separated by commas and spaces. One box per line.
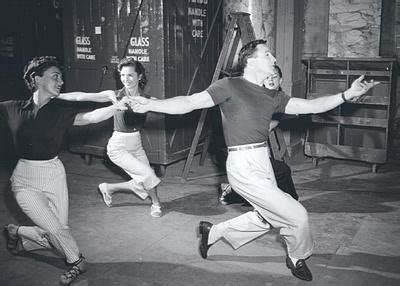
1, 56, 124, 285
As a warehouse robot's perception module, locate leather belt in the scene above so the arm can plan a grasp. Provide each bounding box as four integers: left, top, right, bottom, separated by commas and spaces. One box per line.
227, 142, 268, 152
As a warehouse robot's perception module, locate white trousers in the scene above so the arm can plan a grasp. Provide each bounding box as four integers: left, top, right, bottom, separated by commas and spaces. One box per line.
210, 146, 314, 259
10, 157, 81, 263
107, 131, 160, 199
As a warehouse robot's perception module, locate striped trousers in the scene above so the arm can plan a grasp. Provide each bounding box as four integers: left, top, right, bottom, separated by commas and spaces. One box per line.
10, 157, 81, 263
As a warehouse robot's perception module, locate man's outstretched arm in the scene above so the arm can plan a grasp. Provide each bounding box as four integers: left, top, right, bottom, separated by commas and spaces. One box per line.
285, 75, 379, 115
131, 90, 215, 114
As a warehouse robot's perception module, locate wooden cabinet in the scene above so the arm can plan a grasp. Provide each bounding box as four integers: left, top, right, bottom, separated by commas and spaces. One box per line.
303, 57, 396, 172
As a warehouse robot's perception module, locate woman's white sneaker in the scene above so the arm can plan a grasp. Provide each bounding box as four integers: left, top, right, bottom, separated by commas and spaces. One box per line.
150, 204, 162, 218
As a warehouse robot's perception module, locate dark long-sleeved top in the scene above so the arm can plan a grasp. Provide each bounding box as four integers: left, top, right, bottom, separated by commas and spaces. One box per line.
0, 97, 78, 160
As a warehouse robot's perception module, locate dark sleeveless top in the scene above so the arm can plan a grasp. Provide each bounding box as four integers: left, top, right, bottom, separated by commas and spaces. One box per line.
113, 87, 148, 133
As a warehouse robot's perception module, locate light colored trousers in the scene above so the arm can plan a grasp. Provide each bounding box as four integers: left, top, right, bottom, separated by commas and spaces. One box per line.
10, 157, 81, 263
210, 146, 314, 259
107, 131, 160, 199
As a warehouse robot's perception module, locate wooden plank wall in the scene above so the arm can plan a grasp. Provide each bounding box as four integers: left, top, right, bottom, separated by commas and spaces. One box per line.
303, 0, 329, 57
392, 0, 400, 160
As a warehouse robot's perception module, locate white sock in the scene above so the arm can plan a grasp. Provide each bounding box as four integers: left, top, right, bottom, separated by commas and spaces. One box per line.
207, 226, 218, 245
289, 254, 299, 265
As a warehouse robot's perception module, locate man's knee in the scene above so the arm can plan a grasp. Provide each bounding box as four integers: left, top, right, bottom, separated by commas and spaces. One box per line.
293, 205, 309, 228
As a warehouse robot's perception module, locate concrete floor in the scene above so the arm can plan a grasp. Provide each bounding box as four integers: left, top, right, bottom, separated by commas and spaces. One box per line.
1, 151, 400, 286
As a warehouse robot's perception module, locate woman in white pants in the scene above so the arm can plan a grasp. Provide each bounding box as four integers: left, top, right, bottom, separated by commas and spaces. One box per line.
98, 58, 162, 217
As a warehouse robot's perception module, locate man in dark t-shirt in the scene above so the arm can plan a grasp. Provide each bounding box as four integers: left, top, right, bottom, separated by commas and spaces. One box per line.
219, 64, 299, 204
130, 39, 378, 281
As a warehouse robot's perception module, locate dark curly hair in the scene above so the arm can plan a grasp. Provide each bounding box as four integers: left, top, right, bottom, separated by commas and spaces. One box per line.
23, 56, 63, 92
274, 65, 282, 78
237, 39, 267, 73
117, 58, 147, 90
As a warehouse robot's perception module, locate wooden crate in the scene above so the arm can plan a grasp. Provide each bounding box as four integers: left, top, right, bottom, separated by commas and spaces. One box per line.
303, 57, 396, 172
63, 0, 223, 172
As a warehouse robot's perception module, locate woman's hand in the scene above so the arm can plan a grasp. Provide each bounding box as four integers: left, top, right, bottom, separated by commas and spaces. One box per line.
113, 97, 130, 111
127, 96, 151, 113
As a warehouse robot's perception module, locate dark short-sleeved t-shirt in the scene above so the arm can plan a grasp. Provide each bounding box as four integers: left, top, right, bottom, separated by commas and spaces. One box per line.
113, 87, 148, 133
207, 77, 290, 146
0, 97, 79, 160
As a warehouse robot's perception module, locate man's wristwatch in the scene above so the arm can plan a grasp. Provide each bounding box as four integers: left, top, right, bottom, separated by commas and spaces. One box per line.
341, 91, 349, 103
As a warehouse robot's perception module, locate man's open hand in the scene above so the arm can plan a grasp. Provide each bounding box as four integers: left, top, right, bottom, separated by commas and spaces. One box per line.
347, 75, 380, 102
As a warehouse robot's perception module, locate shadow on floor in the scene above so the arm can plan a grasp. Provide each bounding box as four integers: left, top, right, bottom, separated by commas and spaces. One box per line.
301, 191, 399, 213
95, 188, 227, 216
3, 251, 400, 286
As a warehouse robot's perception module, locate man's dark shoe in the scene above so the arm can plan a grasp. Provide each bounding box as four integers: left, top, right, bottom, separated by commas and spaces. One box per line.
286, 257, 313, 281
197, 221, 213, 259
